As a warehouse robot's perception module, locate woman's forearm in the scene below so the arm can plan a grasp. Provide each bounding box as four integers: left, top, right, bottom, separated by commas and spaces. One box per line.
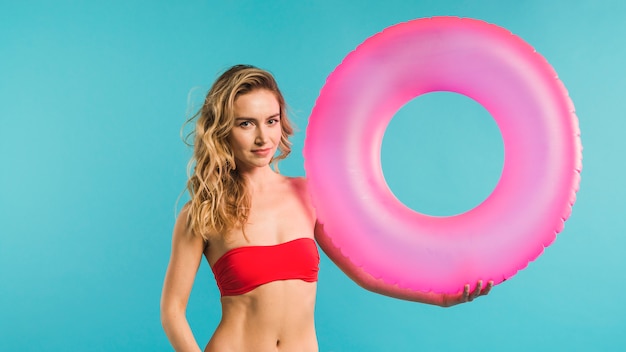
161, 309, 202, 352
341, 263, 450, 306
315, 223, 492, 307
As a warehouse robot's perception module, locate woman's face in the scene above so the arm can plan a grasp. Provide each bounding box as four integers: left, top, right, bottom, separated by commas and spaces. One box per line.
229, 89, 282, 171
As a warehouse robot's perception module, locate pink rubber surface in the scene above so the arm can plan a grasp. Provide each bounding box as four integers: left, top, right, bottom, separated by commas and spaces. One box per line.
304, 17, 582, 294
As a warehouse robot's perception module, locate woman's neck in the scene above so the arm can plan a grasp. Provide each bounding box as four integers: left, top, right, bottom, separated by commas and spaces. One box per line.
238, 165, 280, 192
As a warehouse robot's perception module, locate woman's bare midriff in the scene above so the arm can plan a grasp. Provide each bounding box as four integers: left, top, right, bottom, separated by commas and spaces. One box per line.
205, 280, 318, 352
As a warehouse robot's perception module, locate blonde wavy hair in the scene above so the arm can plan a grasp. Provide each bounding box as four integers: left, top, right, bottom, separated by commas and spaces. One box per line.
184, 65, 293, 241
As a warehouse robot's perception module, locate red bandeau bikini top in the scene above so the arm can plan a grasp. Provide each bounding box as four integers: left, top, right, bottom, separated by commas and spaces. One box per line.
211, 237, 320, 296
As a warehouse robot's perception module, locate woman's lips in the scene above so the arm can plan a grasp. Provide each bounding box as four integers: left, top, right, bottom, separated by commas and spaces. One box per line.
252, 148, 271, 156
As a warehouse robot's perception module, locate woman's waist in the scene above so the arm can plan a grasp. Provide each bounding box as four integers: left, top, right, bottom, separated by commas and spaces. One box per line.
220, 281, 315, 325
221, 280, 315, 315
206, 326, 318, 352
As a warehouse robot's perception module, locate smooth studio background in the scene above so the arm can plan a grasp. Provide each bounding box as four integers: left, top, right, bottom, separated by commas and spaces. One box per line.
1, 1, 624, 351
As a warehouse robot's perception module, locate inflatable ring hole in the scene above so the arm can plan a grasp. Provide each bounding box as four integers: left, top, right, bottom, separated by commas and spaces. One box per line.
381, 92, 504, 216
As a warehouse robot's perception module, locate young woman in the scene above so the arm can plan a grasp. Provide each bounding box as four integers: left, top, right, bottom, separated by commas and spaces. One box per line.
160, 65, 492, 352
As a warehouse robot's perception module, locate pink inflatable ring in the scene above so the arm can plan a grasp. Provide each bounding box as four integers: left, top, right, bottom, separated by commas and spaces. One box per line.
304, 17, 582, 295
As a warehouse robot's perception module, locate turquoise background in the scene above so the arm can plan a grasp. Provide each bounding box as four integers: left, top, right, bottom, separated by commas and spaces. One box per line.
1, 0, 624, 350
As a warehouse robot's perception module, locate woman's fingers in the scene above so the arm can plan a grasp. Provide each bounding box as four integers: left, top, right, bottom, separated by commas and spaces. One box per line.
468, 280, 482, 301
456, 284, 469, 303
483, 280, 494, 296
456, 280, 494, 305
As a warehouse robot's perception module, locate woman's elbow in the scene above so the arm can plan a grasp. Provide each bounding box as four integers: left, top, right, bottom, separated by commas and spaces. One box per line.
160, 300, 184, 331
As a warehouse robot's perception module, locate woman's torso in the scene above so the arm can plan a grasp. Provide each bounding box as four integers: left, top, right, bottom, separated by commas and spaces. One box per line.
204, 176, 318, 352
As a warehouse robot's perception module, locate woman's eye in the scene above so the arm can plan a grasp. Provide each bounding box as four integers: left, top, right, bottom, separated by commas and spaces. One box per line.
268, 118, 279, 125
239, 121, 252, 127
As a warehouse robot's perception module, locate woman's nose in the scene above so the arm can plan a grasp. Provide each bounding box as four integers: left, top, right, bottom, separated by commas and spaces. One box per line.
255, 126, 267, 145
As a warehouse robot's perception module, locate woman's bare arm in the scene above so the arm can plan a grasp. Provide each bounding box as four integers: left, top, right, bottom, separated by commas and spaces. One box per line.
161, 207, 206, 352
314, 222, 493, 307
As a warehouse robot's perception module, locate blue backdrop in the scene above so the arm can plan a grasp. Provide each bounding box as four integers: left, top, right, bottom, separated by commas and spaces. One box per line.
1, 1, 624, 351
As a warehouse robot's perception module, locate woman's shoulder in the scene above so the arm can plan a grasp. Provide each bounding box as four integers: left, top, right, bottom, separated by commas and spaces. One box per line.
285, 175, 306, 185
283, 175, 310, 192
284, 176, 316, 205
281, 176, 317, 222
175, 202, 192, 221
172, 203, 192, 237
173, 202, 212, 245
